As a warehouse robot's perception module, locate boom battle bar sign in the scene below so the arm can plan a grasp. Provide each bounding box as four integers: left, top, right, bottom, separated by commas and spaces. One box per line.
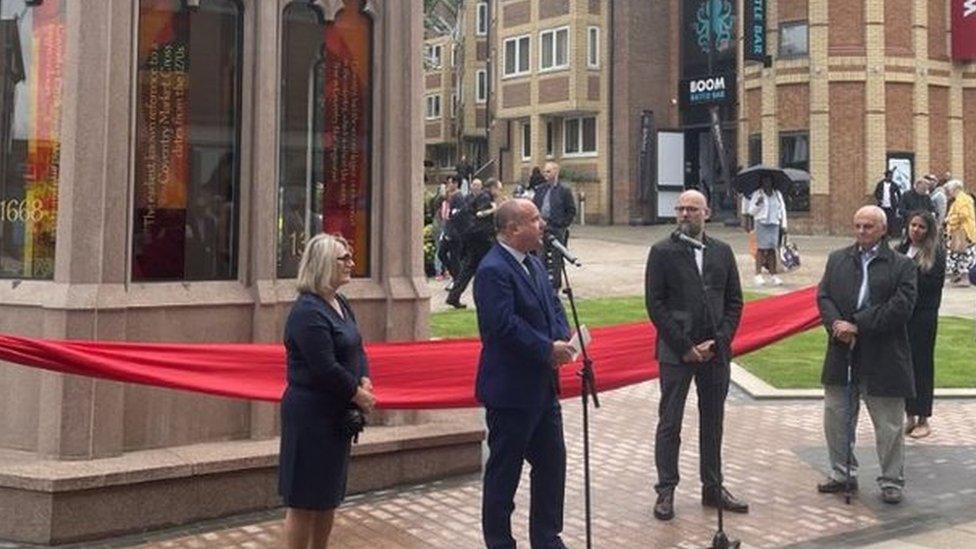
679, 73, 737, 110
321, 0, 373, 277
952, 0, 976, 60
744, 0, 766, 62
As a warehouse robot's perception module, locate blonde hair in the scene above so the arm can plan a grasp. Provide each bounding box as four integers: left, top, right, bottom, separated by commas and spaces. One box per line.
296, 233, 349, 296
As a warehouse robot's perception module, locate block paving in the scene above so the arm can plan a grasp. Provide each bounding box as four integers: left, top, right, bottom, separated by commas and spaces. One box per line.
8, 382, 974, 548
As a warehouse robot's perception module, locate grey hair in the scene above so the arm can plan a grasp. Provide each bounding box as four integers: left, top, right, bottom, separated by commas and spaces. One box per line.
945, 179, 964, 193
296, 233, 349, 296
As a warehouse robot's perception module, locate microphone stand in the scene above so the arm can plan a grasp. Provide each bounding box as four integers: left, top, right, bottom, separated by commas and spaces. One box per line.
558, 256, 599, 549
691, 241, 740, 549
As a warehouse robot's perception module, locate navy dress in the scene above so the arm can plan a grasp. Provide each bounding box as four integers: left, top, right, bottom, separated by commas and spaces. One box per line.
279, 292, 369, 510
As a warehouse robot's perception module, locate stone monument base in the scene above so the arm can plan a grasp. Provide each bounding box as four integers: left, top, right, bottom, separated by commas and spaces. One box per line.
0, 419, 484, 545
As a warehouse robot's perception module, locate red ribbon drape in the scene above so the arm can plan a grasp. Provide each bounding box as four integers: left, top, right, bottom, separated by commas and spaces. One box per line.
0, 287, 820, 409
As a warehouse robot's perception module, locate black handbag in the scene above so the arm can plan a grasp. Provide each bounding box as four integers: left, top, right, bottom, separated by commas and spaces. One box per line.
337, 407, 367, 442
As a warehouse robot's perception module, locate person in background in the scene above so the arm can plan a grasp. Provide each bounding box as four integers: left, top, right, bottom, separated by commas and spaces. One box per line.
446, 179, 502, 308
533, 162, 577, 289
928, 175, 948, 229
874, 169, 902, 238
279, 233, 376, 548
945, 179, 976, 285
896, 211, 945, 439
747, 176, 788, 286
898, 178, 935, 223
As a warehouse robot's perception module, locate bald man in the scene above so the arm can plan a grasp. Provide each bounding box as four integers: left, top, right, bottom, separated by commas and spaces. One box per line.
816, 205, 917, 504
645, 190, 746, 520
533, 162, 577, 289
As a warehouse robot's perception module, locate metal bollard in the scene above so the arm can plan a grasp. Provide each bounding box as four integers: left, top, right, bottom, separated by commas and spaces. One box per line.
578, 191, 586, 226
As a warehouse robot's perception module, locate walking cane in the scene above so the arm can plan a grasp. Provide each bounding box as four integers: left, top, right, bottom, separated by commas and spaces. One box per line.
844, 339, 856, 505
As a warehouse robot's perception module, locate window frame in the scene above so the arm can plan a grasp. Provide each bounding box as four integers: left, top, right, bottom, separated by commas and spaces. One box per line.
563, 116, 597, 158
778, 131, 811, 212
451, 92, 458, 118
587, 26, 600, 69
545, 120, 555, 158
425, 94, 442, 120
539, 26, 570, 72
777, 20, 809, 59
429, 43, 442, 68
502, 34, 531, 78
521, 122, 531, 161
475, 2, 488, 36
475, 68, 488, 103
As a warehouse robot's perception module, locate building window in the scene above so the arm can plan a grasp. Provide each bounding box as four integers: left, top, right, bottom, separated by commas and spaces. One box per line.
778, 21, 808, 58
539, 27, 569, 71
0, 1, 65, 279
476, 69, 487, 103
587, 26, 600, 68
779, 132, 810, 212
427, 43, 442, 68
451, 93, 458, 118
503, 35, 530, 77
425, 95, 442, 119
521, 122, 531, 161
451, 44, 457, 67
546, 120, 555, 157
748, 134, 762, 167
475, 2, 487, 36
277, 1, 374, 278
564, 116, 597, 156
133, 0, 242, 281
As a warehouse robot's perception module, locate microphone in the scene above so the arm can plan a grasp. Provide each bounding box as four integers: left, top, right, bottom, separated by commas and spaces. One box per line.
545, 233, 582, 267
673, 230, 706, 250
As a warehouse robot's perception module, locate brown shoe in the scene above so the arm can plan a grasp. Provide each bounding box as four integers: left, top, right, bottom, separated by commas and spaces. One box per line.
904, 416, 917, 436
653, 490, 674, 521
910, 421, 931, 439
702, 487, 749, 513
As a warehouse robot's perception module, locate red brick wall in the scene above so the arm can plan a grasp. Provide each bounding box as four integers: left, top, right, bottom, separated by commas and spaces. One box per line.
829, 83, 867, 233
966, 89, 976, 186
929, 85, 949, 176
747, 88, 761, 136
828, 0, 865, 55
885, 83, 914, 152
777, 84, 810, 131
884, 0, 913, 56
778, 0, 808, 22
928, 0, 948, 60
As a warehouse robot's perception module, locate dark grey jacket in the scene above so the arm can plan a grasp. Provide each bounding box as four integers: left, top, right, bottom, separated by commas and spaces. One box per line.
645, 233, 743, 365
817, 242, 918, 397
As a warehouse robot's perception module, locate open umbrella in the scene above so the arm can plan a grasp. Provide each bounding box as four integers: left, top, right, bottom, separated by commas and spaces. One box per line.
733, 165, 808, 196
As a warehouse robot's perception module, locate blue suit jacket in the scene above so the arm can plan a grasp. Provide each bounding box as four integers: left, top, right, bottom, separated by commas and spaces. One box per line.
474, 244, 571, 408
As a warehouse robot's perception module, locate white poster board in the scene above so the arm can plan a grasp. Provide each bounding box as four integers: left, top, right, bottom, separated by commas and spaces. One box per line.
657, 131, 684, 219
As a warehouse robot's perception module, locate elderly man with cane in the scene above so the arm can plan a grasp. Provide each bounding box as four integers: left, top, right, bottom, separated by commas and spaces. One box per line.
816, 205, 917, 504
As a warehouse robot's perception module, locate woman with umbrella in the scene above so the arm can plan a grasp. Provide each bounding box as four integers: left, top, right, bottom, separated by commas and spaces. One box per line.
746, 175, 788, 285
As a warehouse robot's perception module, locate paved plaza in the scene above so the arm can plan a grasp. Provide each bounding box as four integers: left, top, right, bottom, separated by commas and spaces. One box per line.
4, 225, 975, 548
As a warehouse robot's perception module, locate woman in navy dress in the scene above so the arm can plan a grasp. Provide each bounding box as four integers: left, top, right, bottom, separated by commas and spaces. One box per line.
280, 233, 376, 548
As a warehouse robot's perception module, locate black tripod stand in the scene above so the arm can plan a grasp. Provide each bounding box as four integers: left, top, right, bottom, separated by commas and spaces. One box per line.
558, 257, 600, 549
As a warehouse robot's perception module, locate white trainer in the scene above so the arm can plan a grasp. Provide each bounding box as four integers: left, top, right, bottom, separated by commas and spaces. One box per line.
753, 275, 766, 286
771, 275, 783, 286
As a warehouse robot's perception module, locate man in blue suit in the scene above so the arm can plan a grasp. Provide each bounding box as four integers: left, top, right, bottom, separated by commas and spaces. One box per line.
475, 198, 575, 549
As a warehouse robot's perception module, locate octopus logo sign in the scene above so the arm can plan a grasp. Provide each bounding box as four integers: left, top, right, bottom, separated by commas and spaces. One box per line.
694, 0, 734, 54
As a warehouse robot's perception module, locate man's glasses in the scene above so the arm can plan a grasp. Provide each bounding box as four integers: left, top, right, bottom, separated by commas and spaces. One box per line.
674, 206, 702, 214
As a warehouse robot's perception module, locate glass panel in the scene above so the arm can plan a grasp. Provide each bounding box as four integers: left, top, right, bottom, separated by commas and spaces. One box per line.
748, 134, 762, 166
779, 133, 810, 212
555, 29, 567, 67
504, 39, 515, 75
582, 117, 596, 153
541, 32, 553, 69
564, 118, 579, 154
278, 0, 373, 278
522, 122, 530, 158
0, 1, 65, 279
779, 22, 808, 57
588, 28, 598, 66
477, 70, 486, 101
518, 36, 529, 72
546, 121, 554, 156
133, 0, 241, 281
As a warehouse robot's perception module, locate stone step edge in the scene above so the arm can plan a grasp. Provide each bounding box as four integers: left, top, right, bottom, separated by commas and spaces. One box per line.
0, 420, 485, 493
730, 362, 976, 400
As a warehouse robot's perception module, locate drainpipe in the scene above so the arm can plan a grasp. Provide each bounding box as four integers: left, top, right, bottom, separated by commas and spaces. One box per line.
606, 0, 615, 224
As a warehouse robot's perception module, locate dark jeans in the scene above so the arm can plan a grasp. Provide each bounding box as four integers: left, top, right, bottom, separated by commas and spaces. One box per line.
446, 237, 491, 303
482, 404, 566, 549
906, 309, 938, 417
654, 361, 730, 495
543, 227, 569, 290
882, 207, 900, 237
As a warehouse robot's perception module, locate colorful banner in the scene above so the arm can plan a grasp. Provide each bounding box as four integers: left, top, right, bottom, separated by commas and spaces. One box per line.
952, 0, 976, 60
22, 0, 65, 278
133, 0, 191, 279
321, 0, 372, 277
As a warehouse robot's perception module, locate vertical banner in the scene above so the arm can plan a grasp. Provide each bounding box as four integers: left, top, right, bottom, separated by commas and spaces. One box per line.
321, 0, 372, 277
133, 0, 191, 279
744, 0, 766, 62
24, 0, 65, 278
952, 0, 976, 60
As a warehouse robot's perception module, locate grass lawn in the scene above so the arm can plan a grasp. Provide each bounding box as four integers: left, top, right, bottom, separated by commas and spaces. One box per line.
737, 316, 976, 389
431, 293, 976, 389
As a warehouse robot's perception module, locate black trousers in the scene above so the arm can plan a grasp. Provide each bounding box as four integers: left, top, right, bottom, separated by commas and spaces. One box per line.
654, 361, 730, 495
482, 404, 566, 549
882, 207, 900, 237
543, 227, 569, 290
446, 237, 491, 303
906, 309, 938, 417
